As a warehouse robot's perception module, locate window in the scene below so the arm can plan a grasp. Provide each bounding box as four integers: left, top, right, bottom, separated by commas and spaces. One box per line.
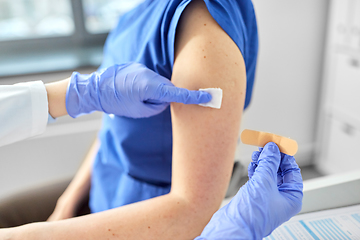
0, 0, 145, 77
83, 0, 145, 34
0, 0, 74, 41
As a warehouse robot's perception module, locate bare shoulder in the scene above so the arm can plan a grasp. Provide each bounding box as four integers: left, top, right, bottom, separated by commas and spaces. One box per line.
173, 0, 246, 94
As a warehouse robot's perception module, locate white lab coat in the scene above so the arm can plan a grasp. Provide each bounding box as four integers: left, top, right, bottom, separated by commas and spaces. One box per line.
0, 81, 48, 147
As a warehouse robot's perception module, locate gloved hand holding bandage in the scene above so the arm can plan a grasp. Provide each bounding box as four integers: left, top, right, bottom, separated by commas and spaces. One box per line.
195, 142, 303, 240
66, 62, 212, 118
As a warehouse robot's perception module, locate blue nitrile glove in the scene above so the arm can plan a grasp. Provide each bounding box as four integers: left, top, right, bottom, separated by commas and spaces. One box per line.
195, 142, 303, 240
66, 62, 212, 118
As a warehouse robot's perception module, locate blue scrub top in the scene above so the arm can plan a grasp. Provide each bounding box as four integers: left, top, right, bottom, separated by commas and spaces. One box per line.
90, 0, 258, 213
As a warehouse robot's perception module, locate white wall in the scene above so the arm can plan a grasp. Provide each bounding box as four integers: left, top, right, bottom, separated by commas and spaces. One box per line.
236, 0, 329, 168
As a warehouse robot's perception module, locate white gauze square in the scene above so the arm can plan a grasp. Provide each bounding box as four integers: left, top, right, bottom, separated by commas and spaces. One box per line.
199, 88, 223, 109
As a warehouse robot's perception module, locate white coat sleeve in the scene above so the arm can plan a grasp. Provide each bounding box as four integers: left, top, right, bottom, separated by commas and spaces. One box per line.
0, 81, 48, 147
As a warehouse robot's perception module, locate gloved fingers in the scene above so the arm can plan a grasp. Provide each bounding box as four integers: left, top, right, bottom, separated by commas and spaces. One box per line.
278, 181, 303, 216
278, 154, 303, 206
248, 162, 257, 179
254, 142, 281, 180
280, 154, 299, 171
279, 154, 303, 185
152, 84, 212, 104
278, 182, 303, 196
277, 170, 283, 187
132, 102, 169, 118
252, 150, 261, 162
144, 99, 164, 105
248, 150, 261, 179
277, 154, 283, 186
248, 150, 260, 179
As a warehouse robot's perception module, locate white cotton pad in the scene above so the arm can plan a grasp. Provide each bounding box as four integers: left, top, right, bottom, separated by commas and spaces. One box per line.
199, 88, 223, 109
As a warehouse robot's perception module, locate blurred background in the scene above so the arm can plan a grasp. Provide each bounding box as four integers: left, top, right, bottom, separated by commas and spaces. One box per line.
0, 0, 359, 201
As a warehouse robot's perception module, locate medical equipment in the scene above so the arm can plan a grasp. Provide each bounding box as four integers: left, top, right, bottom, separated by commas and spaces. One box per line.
199, 88, 223, 109
66, 62, 211, 118
240, 129, 298, 155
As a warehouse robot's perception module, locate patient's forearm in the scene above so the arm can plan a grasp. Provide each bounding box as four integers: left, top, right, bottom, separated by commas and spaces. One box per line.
54, 139, 98, 215
17, 192, 213, 240
63, 139, 96, 200
45, 78, 70, 118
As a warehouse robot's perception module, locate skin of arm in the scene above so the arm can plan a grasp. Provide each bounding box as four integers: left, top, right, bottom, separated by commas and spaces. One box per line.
47, 139, 99, 221
1, 0, 246, 239
45, 78, 70, 118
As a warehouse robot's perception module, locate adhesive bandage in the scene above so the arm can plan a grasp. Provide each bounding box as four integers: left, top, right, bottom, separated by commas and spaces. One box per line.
199, 88, 223, 109
240, 129, 298, 156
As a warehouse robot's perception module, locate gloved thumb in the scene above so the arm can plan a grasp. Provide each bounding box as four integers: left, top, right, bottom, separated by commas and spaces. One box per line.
254, 142, 281, 181
155, 85, 212, 104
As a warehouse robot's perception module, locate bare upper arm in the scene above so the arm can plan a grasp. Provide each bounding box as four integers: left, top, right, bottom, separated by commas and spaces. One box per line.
170, 0, 246, 215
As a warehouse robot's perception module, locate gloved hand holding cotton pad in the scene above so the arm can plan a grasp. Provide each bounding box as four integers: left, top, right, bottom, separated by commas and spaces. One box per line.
240, 129, 298, 156
198, 88, 223, 109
